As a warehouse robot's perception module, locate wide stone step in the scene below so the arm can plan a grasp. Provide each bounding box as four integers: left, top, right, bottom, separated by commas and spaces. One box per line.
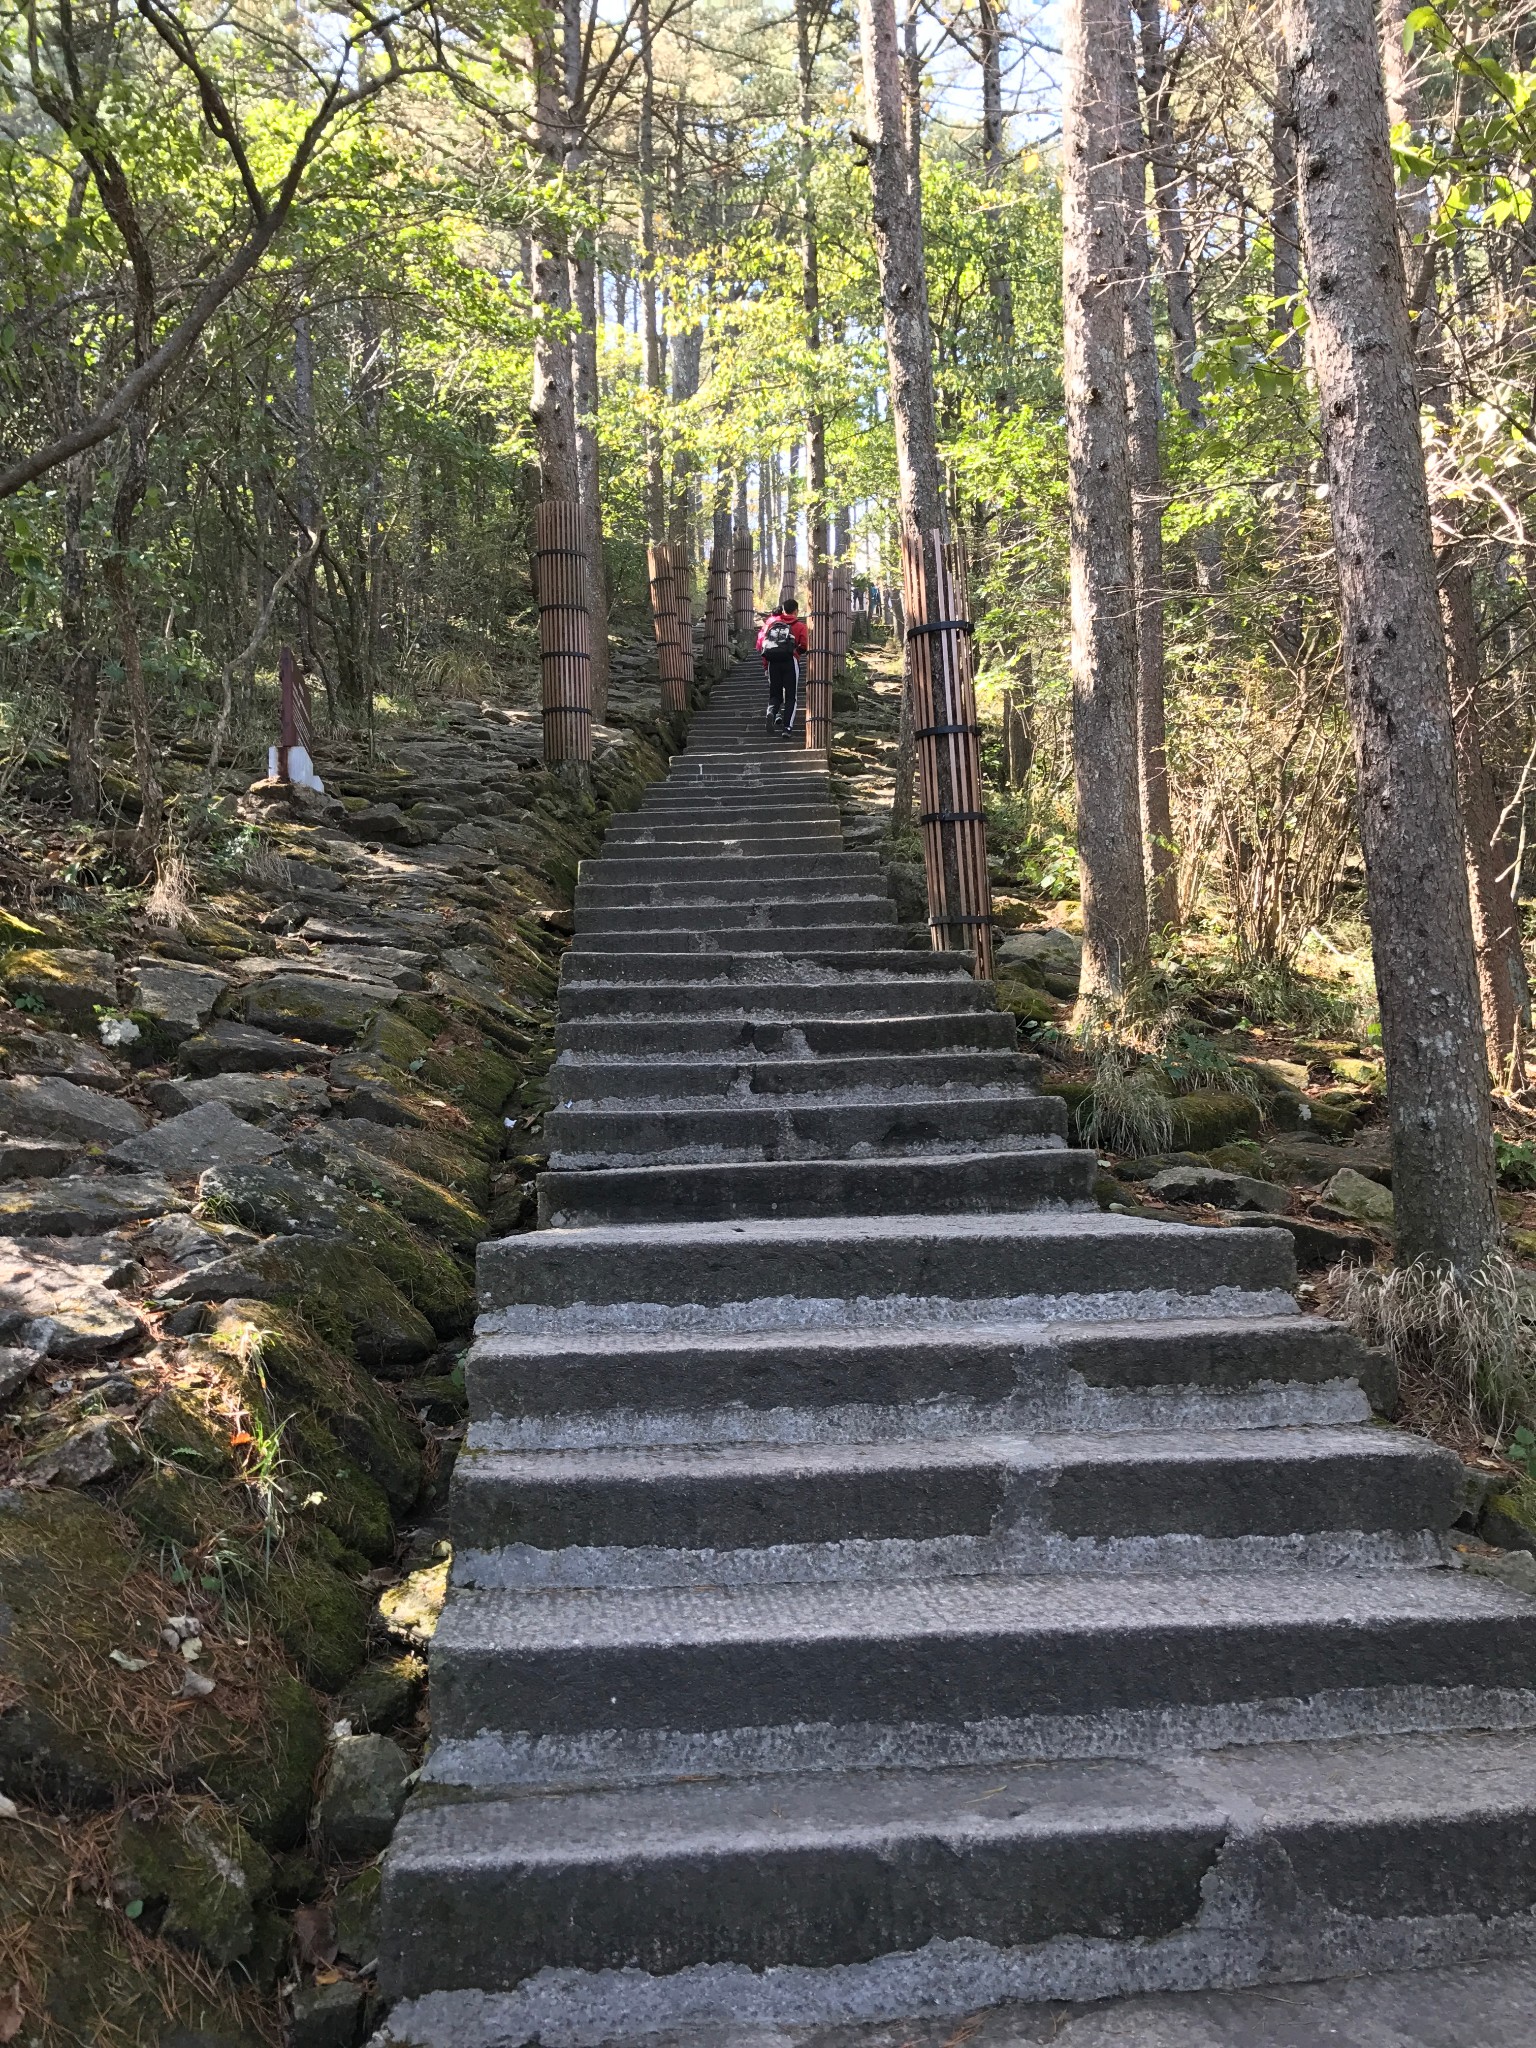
466, 1314, 1385, 1445
574, 878, 890, 908
577, 853, 882, 884
549, 1049, 1042, 1102
425, 1570, 1536, 1779
556, 977, 997, 1021
567, 925, 896, 954
379, 1729, 1536, 2009
560, 948, 975, 986
449, 1426, 1460, 1582
542, 1092, 1069, 1168
602, 825, 844, 849
477, 1211, 1296, 1322
554, 1011, 1022, 1058
537, 1148, 1098, 1226
574, 898, 898, 934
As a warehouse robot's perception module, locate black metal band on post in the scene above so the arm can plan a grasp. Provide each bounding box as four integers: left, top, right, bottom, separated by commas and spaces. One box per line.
915, 722, 982, 740
919, 808, 987, 824
928, 912, 994, 927
906, 618, 975, 639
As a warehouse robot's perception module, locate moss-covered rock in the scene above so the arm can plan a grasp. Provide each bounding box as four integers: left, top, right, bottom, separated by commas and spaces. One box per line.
139, 1388, 236, 1477
258, 1551, 370, 1692
0, 1825, 270, 2046
114, 1804, 274, 1968
0, 945, 117, 1026
204, 1301, 422, 1518
0, 1489, 325, 1844
336, 1652, 426, 1734
285, 1131, 486, 1250
168, 1233, 437, 1370
1479, 1479, 1536, 1555
1168, 1090, 1262, 1150
994, 976, 1057, 1027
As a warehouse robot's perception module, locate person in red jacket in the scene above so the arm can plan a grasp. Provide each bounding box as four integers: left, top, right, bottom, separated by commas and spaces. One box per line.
755, 598, 810, 736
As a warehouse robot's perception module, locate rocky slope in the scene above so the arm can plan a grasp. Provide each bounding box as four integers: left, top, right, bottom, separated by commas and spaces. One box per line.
0, 648, 681, 2048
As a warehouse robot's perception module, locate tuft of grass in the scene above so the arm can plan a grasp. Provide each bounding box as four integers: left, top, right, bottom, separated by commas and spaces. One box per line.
1077, 1047, 1175, 1157
1332, 1252, 1536, 1444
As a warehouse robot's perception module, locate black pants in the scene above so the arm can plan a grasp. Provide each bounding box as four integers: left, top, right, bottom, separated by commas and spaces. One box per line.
765, 657, 799, 731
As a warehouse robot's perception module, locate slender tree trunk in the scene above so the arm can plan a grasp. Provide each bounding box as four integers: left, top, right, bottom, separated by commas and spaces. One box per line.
1064, 0, 1149, 997
529, 14, 579, 503
797, 0, 828, 574
1271, 45, 1305, 656
61, 449, 99, 818
1442, 558, 1531, 1081
292, 304, 329, 710
105, 417, 163, 861
978, 0, 1015, 408
1284, 0, 1497, 1271
565, 0, 610, 722
638, 0, 665, 539
780, 441, 800, 603
1135, 0, 1224, 599
359, 298, 385, 714
861, 0, 989, 958
1124, 86, 1176, 932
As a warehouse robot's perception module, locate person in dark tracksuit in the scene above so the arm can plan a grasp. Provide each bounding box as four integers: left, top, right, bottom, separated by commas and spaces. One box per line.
756, 599, 810, 736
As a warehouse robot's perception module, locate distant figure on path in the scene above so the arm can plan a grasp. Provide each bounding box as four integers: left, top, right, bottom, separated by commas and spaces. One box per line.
756, 598, 809, 736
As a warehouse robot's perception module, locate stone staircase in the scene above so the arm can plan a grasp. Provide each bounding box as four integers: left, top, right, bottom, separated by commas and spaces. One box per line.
380, 661, 1536, 2045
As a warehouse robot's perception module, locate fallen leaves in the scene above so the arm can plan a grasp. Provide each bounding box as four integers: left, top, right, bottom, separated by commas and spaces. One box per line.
0, 1984, 21, 2043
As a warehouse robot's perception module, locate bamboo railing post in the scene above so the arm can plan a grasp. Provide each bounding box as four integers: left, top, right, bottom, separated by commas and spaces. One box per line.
805, 573, 833, 754
732, 517, 754, 643
706, 513, 732, 676
648, 541, 689, 713
535, 500, 594, 765
900, 528, 994, 979
831, 561, 851, 678
674, 551, 696, 693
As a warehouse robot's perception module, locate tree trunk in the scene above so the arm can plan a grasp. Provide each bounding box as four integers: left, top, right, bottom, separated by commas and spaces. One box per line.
638, 0, 665, 540
1271, 44, 1305, 656
780, 441, 799, 603
61, 450, 99, 819
292, 304, 329, 710
104, 415, 164, 862
565, 0, 611, 723
860, 0, 991, 971
1135, 0, 1225, 599
1284, 0, 1497, 1271
978, 0, 1015, 407
529, 13, 579, 503
1064, 0, 1149, 997
797, 0, 828, 574
1124, 85, 1176, 933
1441, 557, 1531, 1082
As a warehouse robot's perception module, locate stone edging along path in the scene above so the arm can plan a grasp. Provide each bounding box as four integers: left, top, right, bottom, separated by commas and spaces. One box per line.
0, 648, 683, 2046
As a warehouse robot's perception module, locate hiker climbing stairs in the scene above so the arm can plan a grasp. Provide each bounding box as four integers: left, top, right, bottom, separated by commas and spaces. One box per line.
380, 660, 1536, 2043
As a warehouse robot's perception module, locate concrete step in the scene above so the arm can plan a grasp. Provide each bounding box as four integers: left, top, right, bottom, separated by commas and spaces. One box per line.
477, 1211, 1297, 1323
555, 977, 997, 1021
577, 853, 883, 884
636, 798, 841, 821
449, 1426, 1461, 1581
558, 949, 976, 986
574, 898, 898, 934
574, 878, 890, 908
542, 1093, 1070, 1168
466, 1313, 1388, 1446
553, 1011, 1022, 1059
379, 1729, 1536, 2010
566, 925, 899, 955
425, 1569, 1536, 1780
603, 825, 845, 849
536, 1148, 1098, 1227
549, 1050, 1043, 1102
